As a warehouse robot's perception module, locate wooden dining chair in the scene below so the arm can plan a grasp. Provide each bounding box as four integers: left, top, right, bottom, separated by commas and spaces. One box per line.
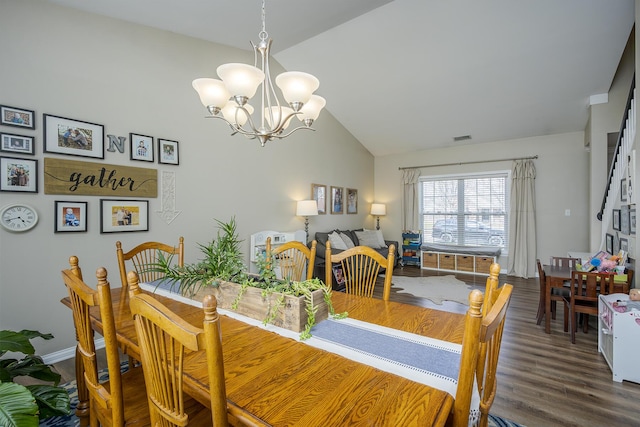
563, 270, 615, 344
116, 236, 184, 289
128, 271, 266, 427
265, 237, 317, 281
451, 282, 514, 427
324, 241, 396, 300
535, 259, 570, 325
61, 256, 150, 427
550, 256, 581, 269
612, 268, 634, 294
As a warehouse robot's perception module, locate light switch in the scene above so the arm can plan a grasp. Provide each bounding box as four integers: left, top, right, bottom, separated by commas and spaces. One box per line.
565, 209, 571, 216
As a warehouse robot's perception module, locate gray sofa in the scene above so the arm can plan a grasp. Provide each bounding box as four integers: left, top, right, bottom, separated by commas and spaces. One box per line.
314, 229, 399, 278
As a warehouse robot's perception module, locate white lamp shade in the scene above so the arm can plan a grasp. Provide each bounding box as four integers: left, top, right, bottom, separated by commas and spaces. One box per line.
275, 71, 319, 105
370, 203, 386, 216
192, 78, 230, 109
221, 101, 254, 126
296, 200, 319, 216
298, 95, 326, 122
217, 63, 265, 99
265, 106, 294, 130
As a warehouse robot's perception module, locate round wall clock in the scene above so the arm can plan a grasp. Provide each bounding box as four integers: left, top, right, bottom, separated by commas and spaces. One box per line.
0, 204, 38, 232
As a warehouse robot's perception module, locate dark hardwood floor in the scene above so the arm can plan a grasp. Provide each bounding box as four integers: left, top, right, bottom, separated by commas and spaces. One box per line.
384, 265, 640, 427
52, 265, 640, 426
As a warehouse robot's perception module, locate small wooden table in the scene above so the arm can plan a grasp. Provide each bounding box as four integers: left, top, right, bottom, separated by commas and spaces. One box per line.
542, 264, 573, 334
62, 288, 466, 426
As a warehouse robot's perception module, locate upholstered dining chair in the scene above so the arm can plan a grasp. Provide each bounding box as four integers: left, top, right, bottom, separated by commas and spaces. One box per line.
451, 282, 514, 427
324, 241, 396, 300
61, 256, 150, 427
127, 271, 265, 427
265, 237, 317, 282
116, 236, 184, 290
563, 270, 615, 344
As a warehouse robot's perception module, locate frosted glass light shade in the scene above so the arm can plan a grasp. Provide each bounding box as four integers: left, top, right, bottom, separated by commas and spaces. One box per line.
296, 200, 318, 216
275, 71, 319, 105
192, 78, 230, 109
217, 63, 265, 99
265, 106, 294, 130
298, 95, 326, 122
370, 203, 386, 216
221, 101, 254, 126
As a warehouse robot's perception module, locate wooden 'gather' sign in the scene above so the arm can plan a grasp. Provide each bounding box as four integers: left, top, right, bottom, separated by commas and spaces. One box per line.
44, 158, 157, 197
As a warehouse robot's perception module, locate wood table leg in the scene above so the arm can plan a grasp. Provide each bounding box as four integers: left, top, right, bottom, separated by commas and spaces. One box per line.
74, 345, 90, 427
545, 276, 551, 334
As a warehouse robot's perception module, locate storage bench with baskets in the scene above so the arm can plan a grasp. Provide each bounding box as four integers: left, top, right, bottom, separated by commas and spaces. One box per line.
420, 244, 501, 276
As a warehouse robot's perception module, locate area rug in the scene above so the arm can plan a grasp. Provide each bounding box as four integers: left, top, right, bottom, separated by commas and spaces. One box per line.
42, 363, 526, 427
392, 275, 476, 305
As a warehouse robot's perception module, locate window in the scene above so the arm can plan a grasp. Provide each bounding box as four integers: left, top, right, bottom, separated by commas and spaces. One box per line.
420, 172, 509, 251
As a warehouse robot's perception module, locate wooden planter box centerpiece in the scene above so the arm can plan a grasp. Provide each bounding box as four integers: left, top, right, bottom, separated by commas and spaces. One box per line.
186, 280, 329, 333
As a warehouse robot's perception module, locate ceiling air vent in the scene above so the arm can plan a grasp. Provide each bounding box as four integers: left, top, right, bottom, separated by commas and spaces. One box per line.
453, 135, 472, 142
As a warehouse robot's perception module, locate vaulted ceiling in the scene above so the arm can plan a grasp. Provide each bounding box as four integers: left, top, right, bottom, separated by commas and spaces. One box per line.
47, 0, 634, 156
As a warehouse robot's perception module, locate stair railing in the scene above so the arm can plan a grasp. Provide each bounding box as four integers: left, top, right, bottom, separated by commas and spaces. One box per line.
597, 75, 635, 251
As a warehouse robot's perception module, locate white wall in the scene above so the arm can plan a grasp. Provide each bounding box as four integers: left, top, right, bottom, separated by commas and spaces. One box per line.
0, 0, 375, 354
374, 132, 591, 269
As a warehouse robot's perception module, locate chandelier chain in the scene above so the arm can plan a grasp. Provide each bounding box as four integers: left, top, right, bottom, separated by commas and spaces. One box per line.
260, 0, 268, 41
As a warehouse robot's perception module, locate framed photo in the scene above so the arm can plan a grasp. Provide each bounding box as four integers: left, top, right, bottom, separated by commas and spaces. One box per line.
43, 114, 104, 159
620, 237, 629, 253
311, 183, 326, 214
1, 132, 34, 155
332, 265, 346, 287
346, 188, 358, 214
631, 205, 636, 235
606, 233, 614, 254
621, 204, 630, 235
100, 199, 149, 233
613, 209, 621, 231
621, 178, 627, 202
0, 105, 35, 129
331, 186, 343, 214
1, 156, 37, 193
158, 139, 179, 165
130, 133, 154, 162
55, 201, 87, 233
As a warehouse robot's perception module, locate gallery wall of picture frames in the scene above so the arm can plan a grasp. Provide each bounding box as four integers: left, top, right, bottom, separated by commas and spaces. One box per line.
310, 184, 359, 215
0, 102, 182, 234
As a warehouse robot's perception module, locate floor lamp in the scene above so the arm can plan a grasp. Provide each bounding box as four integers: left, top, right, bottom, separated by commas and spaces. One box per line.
296, 200, 318, 242
370, 203, 386, 230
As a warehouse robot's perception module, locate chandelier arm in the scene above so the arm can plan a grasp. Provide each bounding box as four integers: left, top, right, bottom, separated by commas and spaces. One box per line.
272, 125, 315, 140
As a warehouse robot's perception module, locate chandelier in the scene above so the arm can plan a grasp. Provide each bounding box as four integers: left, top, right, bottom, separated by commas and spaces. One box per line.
192, 0, 326, 146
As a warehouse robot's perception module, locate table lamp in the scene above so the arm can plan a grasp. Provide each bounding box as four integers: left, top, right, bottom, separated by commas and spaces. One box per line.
370, 203, 386, 230
296, 200, 319, 241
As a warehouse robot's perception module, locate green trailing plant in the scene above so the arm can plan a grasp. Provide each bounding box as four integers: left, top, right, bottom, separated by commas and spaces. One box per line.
149, 217, 347, 339
0, 330, 71, 427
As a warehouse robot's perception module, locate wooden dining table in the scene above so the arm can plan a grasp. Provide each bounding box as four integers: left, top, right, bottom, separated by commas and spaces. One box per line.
62, 286, 467, 426
542, 264, 573, 334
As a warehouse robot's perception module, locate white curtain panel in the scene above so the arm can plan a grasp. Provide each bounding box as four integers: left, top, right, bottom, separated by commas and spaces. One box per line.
402, 169, 421, 231
508, 160, 537, 278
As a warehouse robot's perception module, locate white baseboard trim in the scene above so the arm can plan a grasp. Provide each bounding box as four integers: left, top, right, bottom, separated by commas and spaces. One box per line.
42, 338, 105, 365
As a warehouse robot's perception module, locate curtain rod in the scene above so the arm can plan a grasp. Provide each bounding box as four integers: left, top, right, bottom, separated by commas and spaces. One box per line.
398, 155, 538, 170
